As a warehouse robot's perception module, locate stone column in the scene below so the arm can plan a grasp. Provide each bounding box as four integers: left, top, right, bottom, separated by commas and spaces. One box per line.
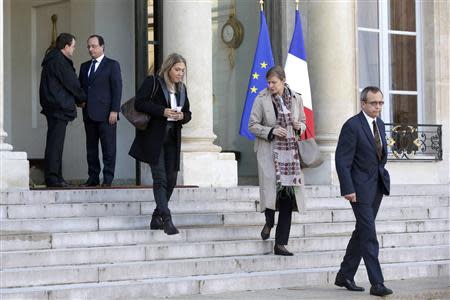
0, 0, 29, 190
162, 0, 237, 187
304, 1, 358, 185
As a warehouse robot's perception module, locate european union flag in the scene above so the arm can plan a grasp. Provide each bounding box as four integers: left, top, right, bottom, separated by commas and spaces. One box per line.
239, 11, 275, 140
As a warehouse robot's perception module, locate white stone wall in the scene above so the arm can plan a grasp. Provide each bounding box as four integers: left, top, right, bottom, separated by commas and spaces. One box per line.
211, 1, 262, 184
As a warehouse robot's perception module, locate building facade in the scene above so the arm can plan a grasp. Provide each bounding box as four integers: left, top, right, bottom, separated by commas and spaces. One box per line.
0, 0, 449, 190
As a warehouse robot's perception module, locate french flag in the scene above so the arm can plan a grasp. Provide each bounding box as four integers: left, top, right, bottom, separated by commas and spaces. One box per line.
285, 8, 315, 138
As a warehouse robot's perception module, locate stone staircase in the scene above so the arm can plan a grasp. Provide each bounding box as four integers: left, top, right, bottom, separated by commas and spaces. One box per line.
1, 184, 449, 299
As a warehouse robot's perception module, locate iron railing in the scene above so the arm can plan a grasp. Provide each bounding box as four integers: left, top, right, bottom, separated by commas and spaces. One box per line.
384, 123, 442, 161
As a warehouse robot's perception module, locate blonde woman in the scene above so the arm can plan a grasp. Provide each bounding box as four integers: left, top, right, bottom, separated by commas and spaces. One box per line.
249, 65, 306, 255
129, 53, 192, 235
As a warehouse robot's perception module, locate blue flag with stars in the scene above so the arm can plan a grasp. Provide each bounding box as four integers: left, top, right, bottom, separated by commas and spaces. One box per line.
239, 11, 274, 140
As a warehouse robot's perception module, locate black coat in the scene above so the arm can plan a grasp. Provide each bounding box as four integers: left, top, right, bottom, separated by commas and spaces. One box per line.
128, 75, 192, 170
39, 48, 86, 121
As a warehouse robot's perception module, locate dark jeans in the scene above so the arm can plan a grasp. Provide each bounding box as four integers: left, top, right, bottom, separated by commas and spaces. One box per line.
149, 124, 178, 218
265, 192, 293, 245
44, 115, 68, 185
339, 185, 384, 285
84, 118, 117, 184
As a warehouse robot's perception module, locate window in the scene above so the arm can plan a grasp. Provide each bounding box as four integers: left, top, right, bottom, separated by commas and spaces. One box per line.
358, 0, 422, 124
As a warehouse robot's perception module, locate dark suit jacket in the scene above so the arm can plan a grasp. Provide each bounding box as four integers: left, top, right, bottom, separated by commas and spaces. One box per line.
128, 75, 192, 170
335, 111, 390, 203
79, 56, 122, 122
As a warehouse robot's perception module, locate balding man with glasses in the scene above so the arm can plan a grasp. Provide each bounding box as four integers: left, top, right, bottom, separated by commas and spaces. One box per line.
334, 86, 393, 297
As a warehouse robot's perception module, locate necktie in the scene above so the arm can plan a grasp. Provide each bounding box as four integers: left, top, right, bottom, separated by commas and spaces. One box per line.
373, 120, 382, 160
88, 59, 97, 79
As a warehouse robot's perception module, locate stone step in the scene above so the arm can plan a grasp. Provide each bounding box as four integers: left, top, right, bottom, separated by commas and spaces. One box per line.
0, 259, 448, 299
2, 218, 448, 251
2, 205, 447, 234
1, 184, 448, 205
305, 195, 449, 210
2, 231, 448, 269
1, 245, 448, 288
3, 200, 257, 219
304, 218, 450, 237
2, 195, 447, 220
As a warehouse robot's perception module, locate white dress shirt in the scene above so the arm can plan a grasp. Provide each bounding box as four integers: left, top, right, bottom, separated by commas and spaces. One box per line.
88, 54, 104, 77
167, 92, 178, 122
362, 110, 382, 145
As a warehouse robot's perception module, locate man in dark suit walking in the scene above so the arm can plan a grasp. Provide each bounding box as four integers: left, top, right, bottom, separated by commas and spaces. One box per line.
79, 35, 122, 187
334, 86, 393, 297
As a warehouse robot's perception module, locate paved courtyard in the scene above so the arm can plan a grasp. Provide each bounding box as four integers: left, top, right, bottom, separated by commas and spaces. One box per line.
165, 277, 450, 300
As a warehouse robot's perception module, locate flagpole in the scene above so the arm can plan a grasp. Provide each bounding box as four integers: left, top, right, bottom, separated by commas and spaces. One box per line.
259, 0, 264, 11
295, 0, 299, 11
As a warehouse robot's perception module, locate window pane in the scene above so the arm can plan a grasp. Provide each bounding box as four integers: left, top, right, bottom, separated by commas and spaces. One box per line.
390, 34, 416, 91
390, 94, 417, 124
148, 1, 155, 73
390, 0, 415, 31
358, 31, 380, 88
358, 0, 378, 28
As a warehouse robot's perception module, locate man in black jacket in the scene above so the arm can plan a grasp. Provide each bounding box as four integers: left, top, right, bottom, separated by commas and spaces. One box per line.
40, 33, 86, 187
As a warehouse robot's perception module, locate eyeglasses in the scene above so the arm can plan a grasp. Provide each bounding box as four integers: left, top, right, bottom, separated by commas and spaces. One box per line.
364, 101, 385, 107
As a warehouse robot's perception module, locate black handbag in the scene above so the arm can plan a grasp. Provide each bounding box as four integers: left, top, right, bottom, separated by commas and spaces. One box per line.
121, 76, 157, 130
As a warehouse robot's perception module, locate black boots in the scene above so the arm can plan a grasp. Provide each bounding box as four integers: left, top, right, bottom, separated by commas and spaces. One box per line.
162, 215, 179, 235
274, 244, 294, 256
150, 210, 179, 235
150, 212, 163, 230
260, 223, 272, 240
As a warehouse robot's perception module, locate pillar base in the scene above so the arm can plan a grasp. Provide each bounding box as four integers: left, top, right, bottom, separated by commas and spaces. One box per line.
0, 150, 29, 191
179, 152, 237, 187
140, 152, 238, 188
303, 152, 339, 185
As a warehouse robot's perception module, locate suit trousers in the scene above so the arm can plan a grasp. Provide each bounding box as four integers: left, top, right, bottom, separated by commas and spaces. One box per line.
149, 124, 178, 218
44, 115, 68, 185
84, 117, 117, 184
339, 183, 384, 285
264, 192, 293, 245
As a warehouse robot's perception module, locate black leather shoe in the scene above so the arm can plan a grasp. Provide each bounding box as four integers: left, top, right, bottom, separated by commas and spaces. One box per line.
46, 182, 64, 188
335, 273, 365, 291
47, 181, 74, 188
101, 183, 111, 187
260, 223, 272, 240
274, 244, 294, 256
150, 213, 163, 230
61, 181, 75, 188
370, 284, 393, 296
80, 180, 99, 187
162, 216, 179, 235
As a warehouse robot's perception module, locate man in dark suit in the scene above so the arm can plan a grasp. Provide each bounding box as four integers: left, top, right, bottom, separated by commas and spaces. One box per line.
40, 33, 86, 188
79, 35, 122, 187
334, 86, 393, 296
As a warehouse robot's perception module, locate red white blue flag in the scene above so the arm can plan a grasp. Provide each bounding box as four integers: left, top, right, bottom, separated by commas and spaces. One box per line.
285, 8, 315, 137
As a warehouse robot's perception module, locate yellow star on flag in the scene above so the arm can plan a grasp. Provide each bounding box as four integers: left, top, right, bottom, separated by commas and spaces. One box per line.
252, 72, 260, 80
250, 86, 258, 93
260, 61, 268, 69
